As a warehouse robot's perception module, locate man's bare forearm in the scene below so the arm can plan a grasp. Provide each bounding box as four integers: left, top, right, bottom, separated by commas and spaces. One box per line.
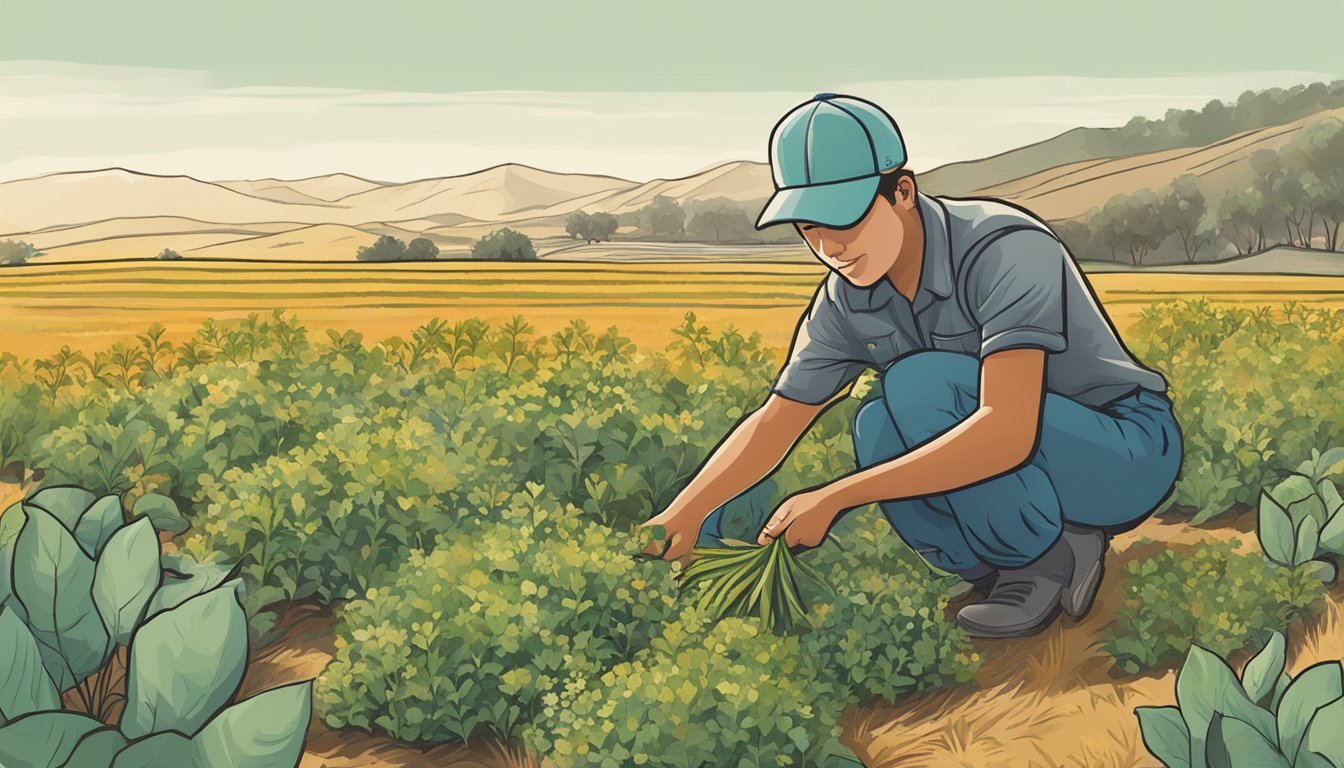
665, 408, 801, 522
827, 406, 1029, 510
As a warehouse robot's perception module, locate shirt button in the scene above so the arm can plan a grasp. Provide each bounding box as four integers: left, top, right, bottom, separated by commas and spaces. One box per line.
866, 342, 876, 350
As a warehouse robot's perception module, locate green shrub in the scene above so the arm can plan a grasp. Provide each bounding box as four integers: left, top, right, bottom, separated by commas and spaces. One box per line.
1103, 538, 1326, 673
1129, 300, 1344, 523
1257, 447, 1344, 581
801, 514, 982, 706
313, 494, 680, 743
1135, 630, 1344, 768
523, 606, 853, 768
0, 485, 311, 766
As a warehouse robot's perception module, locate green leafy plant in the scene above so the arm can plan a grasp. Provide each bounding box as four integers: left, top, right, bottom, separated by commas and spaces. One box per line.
1102, 538, 1325, 673
0, 485, 312, 767
1135, 630, 1344, 767
1258, 447, 1344, 581
678, 537, 833, 635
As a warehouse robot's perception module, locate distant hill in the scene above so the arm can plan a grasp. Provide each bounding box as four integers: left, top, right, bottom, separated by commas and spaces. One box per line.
4, 79, 1344, 267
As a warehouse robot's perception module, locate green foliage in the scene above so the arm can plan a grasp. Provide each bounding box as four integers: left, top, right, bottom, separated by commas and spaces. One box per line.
314, 496, 681, 743
800, 516, 983, 707
1129, 299, 1344, 523
565, 210, 618, 243
636, 194, 685, 239
677, 537, 833, 635
523, 606, 851, 768
156, 248, 183, 261
1257, 447, 1344, 581
1102, 539, 1325, 674
1135, 630, 1344, 768
0, 238, 42, 266
357, 234, 439, 262
471, 227, 536, 260
0, 486, 310, 767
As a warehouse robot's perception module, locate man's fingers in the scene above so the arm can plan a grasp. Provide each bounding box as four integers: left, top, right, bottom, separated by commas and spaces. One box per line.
757, 506, 794, 546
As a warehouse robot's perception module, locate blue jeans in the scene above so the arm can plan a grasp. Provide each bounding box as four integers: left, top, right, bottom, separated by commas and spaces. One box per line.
700, 350, 1183, 572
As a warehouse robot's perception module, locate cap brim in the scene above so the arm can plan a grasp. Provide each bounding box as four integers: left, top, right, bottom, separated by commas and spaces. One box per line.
754, 174, 880, 231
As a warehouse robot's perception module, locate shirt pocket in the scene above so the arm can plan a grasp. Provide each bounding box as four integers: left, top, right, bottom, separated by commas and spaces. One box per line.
928, 327, 980, 356
856, 332, 899, 365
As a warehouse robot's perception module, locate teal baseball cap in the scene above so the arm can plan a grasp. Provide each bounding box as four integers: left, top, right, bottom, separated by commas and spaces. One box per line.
755, 93, 908, 231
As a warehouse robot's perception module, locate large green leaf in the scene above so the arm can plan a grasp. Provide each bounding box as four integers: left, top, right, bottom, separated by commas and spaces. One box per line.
132, 494, 190, 535
0, 711, 104, 768
1177, 644, 1278, 768
92, 518, 162, 645
189, 681, 312, 768
73, 496, 124, 560
25, 487, 98, 532
1135, 705, 1192, 768
1241, 631, 1287, 707
109, 731, 199, 768
1297, 695, 1344, 768
0, 606, 61, 724
121, 587, 247, 740
1320, 490, 1344, 554
63, 727, 130, 768
0, 501, 25, 607
1259, 491, 1297, 565
1277, 661, 1344, 762
1205, 713, 1289, 768
1295, 516, 1322, 565
144, 555, 239, 621
11, 504, 114, 691
1270, 672, 1292, 715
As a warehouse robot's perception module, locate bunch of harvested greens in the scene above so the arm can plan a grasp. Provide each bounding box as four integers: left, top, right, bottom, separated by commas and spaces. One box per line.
675, 536, 833, 634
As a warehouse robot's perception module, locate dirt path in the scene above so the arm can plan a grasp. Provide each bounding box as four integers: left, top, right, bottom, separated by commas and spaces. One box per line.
844, 513, 1344, 768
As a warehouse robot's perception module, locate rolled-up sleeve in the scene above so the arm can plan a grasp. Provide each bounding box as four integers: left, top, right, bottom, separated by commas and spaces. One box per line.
772, 281, 869, 405
965, 228, 1069, 357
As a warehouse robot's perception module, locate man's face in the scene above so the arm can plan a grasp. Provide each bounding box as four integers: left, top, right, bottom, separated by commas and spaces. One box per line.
793, 175, 919, 288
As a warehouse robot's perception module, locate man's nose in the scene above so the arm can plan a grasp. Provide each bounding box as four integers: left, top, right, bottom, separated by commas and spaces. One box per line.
820, 236, 846, 259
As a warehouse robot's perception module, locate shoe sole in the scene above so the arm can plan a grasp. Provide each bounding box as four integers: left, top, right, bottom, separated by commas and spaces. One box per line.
1062, 539, 1107, 618
957, 602, 1063, 639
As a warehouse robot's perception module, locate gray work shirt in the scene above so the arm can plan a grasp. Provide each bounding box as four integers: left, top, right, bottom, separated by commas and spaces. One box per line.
772, 190, 1170, 408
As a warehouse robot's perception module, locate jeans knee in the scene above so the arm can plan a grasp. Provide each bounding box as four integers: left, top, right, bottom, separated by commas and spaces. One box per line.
852, 398, 901, 467
881, 350, 978, 437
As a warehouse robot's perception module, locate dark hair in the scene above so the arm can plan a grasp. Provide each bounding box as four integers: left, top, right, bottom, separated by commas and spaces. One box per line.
875, 168, 916, 205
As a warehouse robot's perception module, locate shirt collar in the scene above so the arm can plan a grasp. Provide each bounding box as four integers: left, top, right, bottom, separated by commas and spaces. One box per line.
831, 190, 954, 314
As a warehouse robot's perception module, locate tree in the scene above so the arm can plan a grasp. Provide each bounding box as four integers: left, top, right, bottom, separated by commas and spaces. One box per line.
356, 235, 407, 262
588, 213, 618, 243
1096, 191, 1168, 266
471, 228, 536, 261
1160, 175, 1210, 262
404, 237, 440, 261
157, 248, 183, 260
1051, 216, 1107, 262
0, 239, 42, 266
1216, 189, 1273, 256
638, 195, 685, 239
688, 205, 752, 242
565, 211, 592, 240
565, 211, 618, 243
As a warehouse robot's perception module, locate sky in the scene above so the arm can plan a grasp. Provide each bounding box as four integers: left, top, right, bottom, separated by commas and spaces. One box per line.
2, 0, 1342, 183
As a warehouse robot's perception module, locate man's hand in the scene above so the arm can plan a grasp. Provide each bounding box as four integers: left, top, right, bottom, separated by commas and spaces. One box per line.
635, 510, 701, 566
757, 487, 846, 549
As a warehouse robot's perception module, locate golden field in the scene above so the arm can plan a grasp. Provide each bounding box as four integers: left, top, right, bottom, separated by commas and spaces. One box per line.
2, 259, 1344, 359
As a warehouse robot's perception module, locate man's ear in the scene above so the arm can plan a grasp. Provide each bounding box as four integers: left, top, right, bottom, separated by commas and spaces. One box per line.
898, 174, 916, 205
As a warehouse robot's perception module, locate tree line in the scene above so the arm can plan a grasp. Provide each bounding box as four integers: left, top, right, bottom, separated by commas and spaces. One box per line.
1055, 117, 1344, 264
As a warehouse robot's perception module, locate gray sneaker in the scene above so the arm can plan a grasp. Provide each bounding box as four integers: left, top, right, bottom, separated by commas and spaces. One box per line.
955, 534, 1073, 639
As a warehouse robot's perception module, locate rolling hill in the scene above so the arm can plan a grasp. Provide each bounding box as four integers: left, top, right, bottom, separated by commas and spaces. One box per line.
3, 101, 1342, 265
